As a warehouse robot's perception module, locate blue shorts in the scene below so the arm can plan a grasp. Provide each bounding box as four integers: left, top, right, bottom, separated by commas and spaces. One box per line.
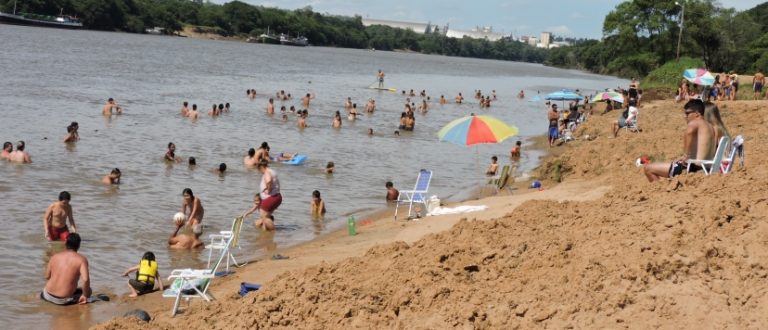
548, 127, 559, 139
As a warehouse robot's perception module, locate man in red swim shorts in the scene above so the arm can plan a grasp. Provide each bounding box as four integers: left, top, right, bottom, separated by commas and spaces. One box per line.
43, 191, 78, 241
256, 161, 281, 231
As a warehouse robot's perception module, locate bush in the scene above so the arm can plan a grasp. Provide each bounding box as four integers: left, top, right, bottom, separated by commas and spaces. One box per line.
644, 57, 706, 89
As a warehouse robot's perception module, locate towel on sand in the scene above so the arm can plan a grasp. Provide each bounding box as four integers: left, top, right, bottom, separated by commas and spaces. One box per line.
427, 205, 488, 216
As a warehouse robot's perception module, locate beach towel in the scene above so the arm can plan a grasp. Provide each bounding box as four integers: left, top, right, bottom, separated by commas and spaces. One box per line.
427, 205, 488, 216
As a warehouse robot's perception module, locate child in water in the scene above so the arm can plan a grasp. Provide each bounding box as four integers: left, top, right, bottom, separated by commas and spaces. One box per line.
122, 251, 163, 297
310, 190, 326, 216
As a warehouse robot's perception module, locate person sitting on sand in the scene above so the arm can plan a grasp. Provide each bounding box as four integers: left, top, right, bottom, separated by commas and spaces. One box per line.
1, 141, 12, 160
63, 122, 79, 143
9, 140, 31, 163
310, 190, 326, 217
122, 251, 163, 297
385, 181, 399, 202
41, 233, 91, 305
102, 168, 121, 185
643, 99, 714, 182
168, 219, 204, 249
486, 156, 499, 176
102, 98, 122, 115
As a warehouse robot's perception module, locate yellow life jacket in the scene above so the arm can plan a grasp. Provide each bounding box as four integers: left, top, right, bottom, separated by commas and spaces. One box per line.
136, 259, 157, 284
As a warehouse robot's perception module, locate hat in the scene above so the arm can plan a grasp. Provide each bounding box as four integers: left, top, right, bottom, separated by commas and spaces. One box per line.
530, 180, 541, 189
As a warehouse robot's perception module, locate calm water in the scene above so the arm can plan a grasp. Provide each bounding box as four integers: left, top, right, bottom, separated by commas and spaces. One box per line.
0, 24, 626, 327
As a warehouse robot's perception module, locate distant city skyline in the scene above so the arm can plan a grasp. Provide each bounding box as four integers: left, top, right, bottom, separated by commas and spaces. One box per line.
215, 0, 766, 39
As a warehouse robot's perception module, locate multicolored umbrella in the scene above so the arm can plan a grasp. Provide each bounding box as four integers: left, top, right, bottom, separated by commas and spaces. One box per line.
683, 68, 715, 86
591, 91, 624, 103
437, 115, 518, 146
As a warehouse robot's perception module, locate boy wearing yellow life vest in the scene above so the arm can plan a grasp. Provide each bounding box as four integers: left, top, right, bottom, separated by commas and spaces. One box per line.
122, 252, 163, 297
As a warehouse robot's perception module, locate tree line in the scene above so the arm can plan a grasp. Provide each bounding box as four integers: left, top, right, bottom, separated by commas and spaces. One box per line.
546, 0, 768, 80
0, 0, 546, 63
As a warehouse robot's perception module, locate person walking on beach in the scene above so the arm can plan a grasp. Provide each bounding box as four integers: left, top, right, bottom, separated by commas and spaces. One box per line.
643, 99, 714, 182
753, 70, 765, 100
122, 251, 163, 297
181, 188, 204, 238
41, 233, 91, 305
377, 69, 385, 88
9, 140, 31, 163
102, 98, 122, 115
43, 191, 77, 241
257, 160, 282, 230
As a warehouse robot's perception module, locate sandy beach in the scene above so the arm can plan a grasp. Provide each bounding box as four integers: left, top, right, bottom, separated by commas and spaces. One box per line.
93, 96, 766, 329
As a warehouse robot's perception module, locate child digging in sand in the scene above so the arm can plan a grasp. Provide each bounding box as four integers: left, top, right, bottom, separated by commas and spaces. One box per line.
122, 252, 163, 297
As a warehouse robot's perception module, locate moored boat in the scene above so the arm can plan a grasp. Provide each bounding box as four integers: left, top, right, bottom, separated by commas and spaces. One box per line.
279, 34, 308, 47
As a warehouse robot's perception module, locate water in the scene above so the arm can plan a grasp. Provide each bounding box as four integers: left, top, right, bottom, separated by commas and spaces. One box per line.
0, 24, 626, 327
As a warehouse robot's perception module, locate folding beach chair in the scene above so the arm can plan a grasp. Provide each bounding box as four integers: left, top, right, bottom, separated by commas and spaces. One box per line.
206, 215, 247, 274
163, 234, 231, 316
721, 135, 745, 174
487, 165, 511, 193
395, 169, 433, 220
687, 136, 729, 175
624, 112, 639, 132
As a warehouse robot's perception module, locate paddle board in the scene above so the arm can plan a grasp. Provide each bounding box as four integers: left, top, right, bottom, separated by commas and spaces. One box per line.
368, 87, 397, 92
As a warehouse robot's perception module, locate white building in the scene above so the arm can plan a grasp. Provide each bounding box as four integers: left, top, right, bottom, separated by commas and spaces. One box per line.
540, 32, 551, 48
362, 18, 507, 41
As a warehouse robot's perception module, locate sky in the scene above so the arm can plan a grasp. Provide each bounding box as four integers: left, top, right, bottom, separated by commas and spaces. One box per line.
217, 0, 766, 39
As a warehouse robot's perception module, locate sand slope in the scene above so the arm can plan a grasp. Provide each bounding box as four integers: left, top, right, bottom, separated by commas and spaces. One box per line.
94, 99, 768, 329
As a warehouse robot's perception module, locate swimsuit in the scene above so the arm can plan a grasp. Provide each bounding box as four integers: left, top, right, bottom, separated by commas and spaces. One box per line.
260, 194, 282, 213
48, 225, 70, 241
669, 162, 702, 177
40, 288, 82, 305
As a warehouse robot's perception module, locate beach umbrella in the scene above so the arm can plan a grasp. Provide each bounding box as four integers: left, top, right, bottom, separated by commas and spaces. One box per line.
683, 68, 715, 86
544, 89, 583, 101
437, 115, 518, 146
591, 91, 624, 103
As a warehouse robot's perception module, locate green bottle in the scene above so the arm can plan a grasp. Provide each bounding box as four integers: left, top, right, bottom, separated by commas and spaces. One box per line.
347, 216, 357, 236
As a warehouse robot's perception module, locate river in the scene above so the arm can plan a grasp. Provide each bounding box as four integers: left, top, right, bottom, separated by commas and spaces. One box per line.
0, 24, 626, 328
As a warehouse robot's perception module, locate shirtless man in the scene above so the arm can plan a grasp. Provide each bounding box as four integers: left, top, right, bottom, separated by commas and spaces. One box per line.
385, 181, 399, 202
302, 93, 314, 108
168, 221, 204, 249
643, 99, 714, 182
9, 141, 31, 163
180, 101, 189, 116
102, 168, 121, 184
244, 148, 258, 167
265, 98, 274, 115
486, 156, 499, 176
254, 142, 271, 163
439, 95, 447, 105
181, 188, 204, 238
377, 69, 385, 88
344, 97, 353, 112
102, 98, 122, 115
455, 93, 464, 104
1, 141, 13, 160
187, 104, 200, 120
753, 70, 765, 100
43, 191, 77, 241
41, 233, 91, 305
297, 111, 307, 129
365, 99, 376, 113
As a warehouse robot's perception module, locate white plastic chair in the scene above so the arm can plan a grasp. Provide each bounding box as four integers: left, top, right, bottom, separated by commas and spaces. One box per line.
395, 169, 433, 220
720, 135, 744, 174
163, 237, 230, 316
687, 136, 729, 175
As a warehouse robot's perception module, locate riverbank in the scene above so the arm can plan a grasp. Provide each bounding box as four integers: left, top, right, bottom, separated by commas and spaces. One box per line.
93, 96, 768, 329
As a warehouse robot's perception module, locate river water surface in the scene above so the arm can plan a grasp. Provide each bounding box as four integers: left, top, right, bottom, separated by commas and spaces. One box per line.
0, 24, 626, 328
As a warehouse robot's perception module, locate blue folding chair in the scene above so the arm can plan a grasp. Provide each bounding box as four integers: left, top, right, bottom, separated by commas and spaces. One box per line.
395, 169, 433, 220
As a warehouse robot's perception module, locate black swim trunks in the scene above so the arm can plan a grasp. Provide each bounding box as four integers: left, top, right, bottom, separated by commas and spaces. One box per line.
129, 279, 154, 294
669, 162, 703, 177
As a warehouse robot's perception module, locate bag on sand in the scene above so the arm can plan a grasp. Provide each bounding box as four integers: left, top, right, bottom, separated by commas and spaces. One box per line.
239, 282, 261, 297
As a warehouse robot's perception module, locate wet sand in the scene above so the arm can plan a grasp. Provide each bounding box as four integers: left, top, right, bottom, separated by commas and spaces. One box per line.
95, 97, 767, 328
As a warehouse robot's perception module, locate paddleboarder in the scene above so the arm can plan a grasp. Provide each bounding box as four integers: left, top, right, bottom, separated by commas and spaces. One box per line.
377, 69, 385, 88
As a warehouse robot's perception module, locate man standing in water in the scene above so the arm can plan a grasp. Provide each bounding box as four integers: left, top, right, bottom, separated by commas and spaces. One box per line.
41, 233, 91, 305
43, 191, 77, 241
102, 98, 122, 115
377, 69, 385, 88
9, 140, 32, 163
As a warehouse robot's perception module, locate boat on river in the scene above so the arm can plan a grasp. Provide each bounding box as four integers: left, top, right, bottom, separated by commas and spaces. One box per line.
0, 2, 82, 29
279, 34, 308, 47
259, 26, 281, 44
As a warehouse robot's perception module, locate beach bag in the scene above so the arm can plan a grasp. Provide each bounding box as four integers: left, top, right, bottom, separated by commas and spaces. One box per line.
239, 282, 262, 297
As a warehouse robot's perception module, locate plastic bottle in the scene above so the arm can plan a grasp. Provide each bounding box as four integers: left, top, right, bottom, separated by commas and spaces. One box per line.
347, 216, 357, 236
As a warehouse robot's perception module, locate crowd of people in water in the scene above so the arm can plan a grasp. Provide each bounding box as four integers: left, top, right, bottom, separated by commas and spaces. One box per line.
5, 69, 542, 307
